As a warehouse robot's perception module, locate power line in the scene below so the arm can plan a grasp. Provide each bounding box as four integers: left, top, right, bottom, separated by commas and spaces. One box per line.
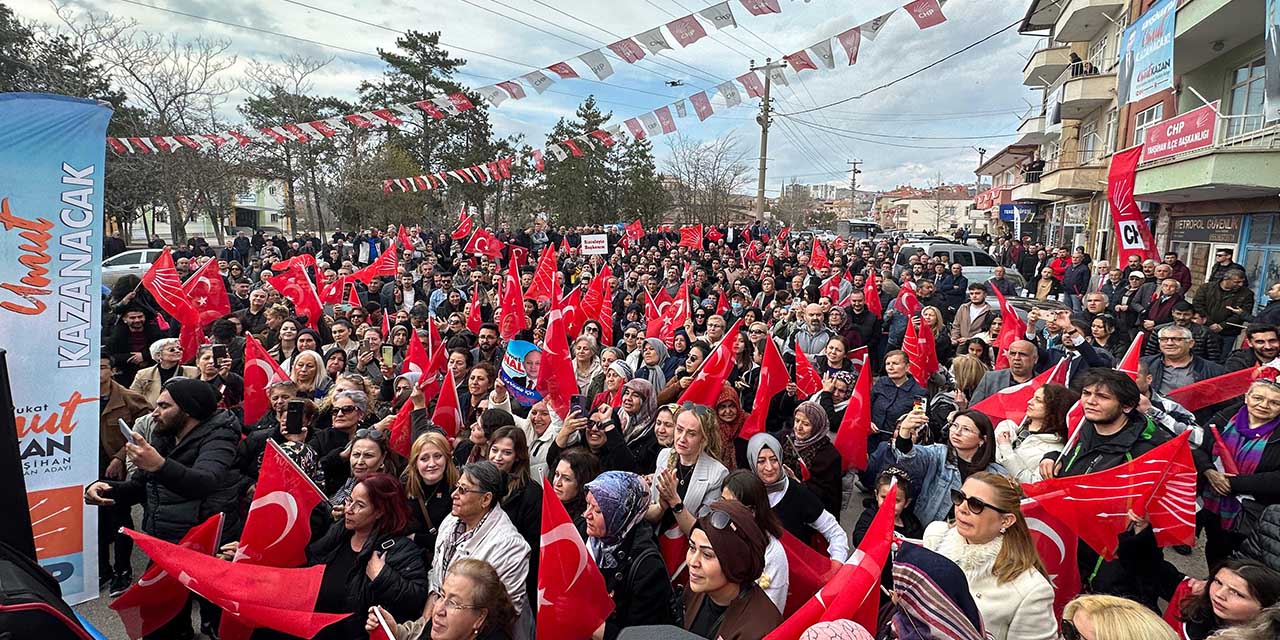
780, 113, 1021, 140
785, 117, 974, 149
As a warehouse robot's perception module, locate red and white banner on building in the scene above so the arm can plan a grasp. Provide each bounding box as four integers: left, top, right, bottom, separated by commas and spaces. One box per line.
1141, 101, 1218, 162
1106, 146, 1159, 264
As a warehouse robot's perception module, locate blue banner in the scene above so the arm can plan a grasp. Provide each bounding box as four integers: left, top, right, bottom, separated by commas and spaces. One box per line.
999, 204, 1036, 221
1117, 0, 1176, 105
0, 93, 111, 605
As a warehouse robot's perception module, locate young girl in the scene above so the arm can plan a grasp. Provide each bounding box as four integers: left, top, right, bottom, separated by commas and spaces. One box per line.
852, 466, 924, 545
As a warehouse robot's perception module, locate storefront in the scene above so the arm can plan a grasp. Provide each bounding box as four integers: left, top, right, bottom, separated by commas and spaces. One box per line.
1047, 200, 1090, 249
1239, 213, 1280, 309
1167, 214, 1243, 293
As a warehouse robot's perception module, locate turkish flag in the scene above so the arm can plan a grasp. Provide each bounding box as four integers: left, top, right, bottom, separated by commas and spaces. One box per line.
463, 227, 507, 259
895, 282, 923, 316
524, 244, 559, 305
818, 273, 842, 301
267, 263, 323, 330
122, 528, 348, 639
972, 359, 1069, 426
833, 355, 872, 471
904, 318, 938, 386
778, 532, 841, 617
1167, 366, 1259, 412
389, 392, 416, 458
1021, 498, 1080, 619
659, 524, 688, 581
678, 318, 744, 405
141, 248, 203, 358
536, 477, 614, 639
397, 225, 414, 253
715, 290, 729, 317
536, 299, 580, 418
1022, 431, 1196, 560
706, 226, 724, 243
499, 259, 528, 340
509, 244, 529, 268
809, 238, 830, 270
648, 284, 690, 348
242, 334, 291, 426
182, 258, 231, 328
451, 209, 474, 240
110, 514, 223, 639
793, 342, 824, 398
560, 286, 584, 338
466, 284, 484, 335
430, 367, 464, 439
351, 246, 398, 284
381, 306, 391, 338
741, 336, 787, 438
419, 320, 448, 400
233, 440, 325, 568
624, 220, 644, 242
743, 242, 761, 262
317, 275, 347, 305
678, 225, 704, 249
1117, 332, 1146, 380
990, 285, 1027, 370
767, 482, 897, 639
401, 322, 431, 377
580, 265, 613, 345
863, 271, 882, 318
905, 0, 947, 28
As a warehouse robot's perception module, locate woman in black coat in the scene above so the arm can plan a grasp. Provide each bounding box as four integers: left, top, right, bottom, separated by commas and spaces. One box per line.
487, 426, 543, 606
403, 431, 457, 571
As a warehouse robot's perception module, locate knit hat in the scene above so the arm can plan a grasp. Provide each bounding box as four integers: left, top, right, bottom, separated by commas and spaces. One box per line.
696, 500, 766, 585
162, 377, 221, 420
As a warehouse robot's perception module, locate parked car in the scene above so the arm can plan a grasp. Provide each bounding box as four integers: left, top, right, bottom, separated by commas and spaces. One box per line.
896, 241, 1026, 290
102, 248, 163, 288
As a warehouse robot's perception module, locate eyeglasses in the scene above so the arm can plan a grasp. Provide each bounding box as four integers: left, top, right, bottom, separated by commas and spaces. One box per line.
451, 485, 487, 496
334, 405, 362, 415
1157, 336, 1191, 342
950, 489, 1010, 515
705, 505, 739, 532
624, 332, 638, 339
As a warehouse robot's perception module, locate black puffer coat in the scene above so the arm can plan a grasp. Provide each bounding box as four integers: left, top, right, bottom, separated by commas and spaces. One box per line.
600, 522, 675, 640
107, 409, 244, 543
1242, 505, 1280, 573
307, 523, 429, 637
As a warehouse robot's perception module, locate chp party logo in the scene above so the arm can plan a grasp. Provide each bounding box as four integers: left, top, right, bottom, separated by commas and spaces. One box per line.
29, 485, 87, 592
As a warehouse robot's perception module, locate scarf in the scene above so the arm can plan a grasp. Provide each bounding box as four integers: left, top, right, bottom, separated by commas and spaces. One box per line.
747, 433, 787, 494
439, 507, 492, 575
637, 338, 669, 390
584, 471, 650, 569
1203, 404, 1277, 529
619, 378, 658, 448
786, 401, 830, 470
715, 385, 747, 470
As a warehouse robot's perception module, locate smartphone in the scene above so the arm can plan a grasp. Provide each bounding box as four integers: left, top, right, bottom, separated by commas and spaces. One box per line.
570, 394, 588, 416
912, 398, 925, 413
342, 282, 354, 303
117, 418, 138, 445
212, 344, 229, 361
285, 400, 305, 435
381, 345, 394, 368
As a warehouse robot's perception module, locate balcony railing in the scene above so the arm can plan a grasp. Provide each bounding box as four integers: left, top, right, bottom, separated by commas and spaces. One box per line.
1044, 56, 1117, 92
1042, 132, 1108, 172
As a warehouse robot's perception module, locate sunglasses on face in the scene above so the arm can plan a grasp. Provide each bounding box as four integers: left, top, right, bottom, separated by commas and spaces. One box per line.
334, 405, 361, 415
354, 428, 385, 441
950, 489, 1010, 515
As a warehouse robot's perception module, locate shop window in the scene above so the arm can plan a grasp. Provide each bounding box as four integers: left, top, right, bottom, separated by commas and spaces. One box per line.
1133, 104, 1164, 145
1226, 57, 1268, 138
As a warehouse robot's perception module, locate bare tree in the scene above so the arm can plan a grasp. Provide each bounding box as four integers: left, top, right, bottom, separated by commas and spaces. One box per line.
923, 172, 957, 233
663, 133, 751, 225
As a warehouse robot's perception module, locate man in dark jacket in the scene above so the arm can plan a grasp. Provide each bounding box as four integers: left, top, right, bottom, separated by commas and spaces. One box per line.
1141, 301, 1221, 362
1195, 269, 1254, 362
1208, 249, 1247, 285
1047, 369, 1173, 608
1142, 324, 1226, 397
935, 263, 968, 314
1225, 323, 1280, 372
1062, 253, 1091, 312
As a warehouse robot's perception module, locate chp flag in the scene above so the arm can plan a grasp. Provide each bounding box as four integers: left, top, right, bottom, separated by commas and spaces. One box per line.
1, 93, 112, 605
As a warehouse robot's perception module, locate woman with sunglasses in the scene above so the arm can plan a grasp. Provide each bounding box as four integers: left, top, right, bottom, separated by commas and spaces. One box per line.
1170, 558, 1280, 640
1060, 594, 1177, 640
366, 558, 517, 640
313, 389, 375, 496
308, 472, 428, 640
720, 470, 790, 616
994, 383, 1077, 483
130, 339, 197, 405
430, 461, 532, 636
744, 433, 848, 562
583, 470, 676, 639
782, 401, 844, 517
657, 341, 711, 405
892, 408, 1006, 524
645, 403, 729, 536
403, 431, 457, 571
682, 500, 781, 640
922, 472, 1056, 640
1202, 379, 1280, 567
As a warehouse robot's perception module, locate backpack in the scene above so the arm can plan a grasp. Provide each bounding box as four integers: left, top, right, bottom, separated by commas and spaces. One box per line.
0, 540, 94, 640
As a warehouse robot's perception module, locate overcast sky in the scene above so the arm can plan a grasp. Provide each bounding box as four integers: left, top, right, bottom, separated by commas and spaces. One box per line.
13, 0, 1038, 195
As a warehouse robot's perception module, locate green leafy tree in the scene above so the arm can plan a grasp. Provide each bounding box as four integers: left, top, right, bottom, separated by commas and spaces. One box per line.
615, 137, 670, 227
539, 96, 620, 226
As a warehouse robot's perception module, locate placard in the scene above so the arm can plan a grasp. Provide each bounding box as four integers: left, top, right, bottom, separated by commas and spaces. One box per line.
499, 340, 543, 406
1117, 0, 1176, 105
580, 233, 609, 255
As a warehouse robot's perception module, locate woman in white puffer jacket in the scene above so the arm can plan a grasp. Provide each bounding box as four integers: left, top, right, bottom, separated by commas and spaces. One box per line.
993, 383, 1078, 483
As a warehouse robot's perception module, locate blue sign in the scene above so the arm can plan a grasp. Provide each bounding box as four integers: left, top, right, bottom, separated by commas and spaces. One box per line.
1117, 0, 1176, 105
499, 340, 543, 405
999, 204, 1036, 221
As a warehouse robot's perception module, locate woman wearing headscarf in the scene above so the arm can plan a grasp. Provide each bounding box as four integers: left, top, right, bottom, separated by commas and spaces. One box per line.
584, 471, 676, 639
746, 433, 848, 561
591, 360, 633, 411
683, 500, 782, 640
783, 402, 844, 516
825, 307, 863, 352
616, 378, 662, 472
714, 385, 750, 471
634, 338, 673, 391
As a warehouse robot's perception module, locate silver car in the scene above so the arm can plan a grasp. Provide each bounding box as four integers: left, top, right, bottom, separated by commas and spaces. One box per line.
102, 248, 163, 288
897, 242, 1026, 290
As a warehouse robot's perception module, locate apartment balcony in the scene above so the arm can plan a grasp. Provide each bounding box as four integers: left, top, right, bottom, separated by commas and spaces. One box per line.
1135, 118, 1280, 203
1054, 0, 1124, 42
1016, 113, 1054, 146
1054, 64, 1117, 120
1023, 42, 1073, 86
1040, 148, 1109, 196
1012, 180, 1056, 202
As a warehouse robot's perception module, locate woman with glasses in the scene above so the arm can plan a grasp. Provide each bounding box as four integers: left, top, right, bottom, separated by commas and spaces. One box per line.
645, 403, 729, 536
690, 307, 709, 337
782, 401, 844, 517
130, 339, 198, 404
657, 341, 710, 404
892, 408, 1006, 524
745, 433, 848, 562
582, 470, 676, 638
313, 389, 374, 495
682, 500, 781, 639
1088, 314, 1127, 359
403, 431, 457, 571
289, 349, 332, 400
720, 470, 790, 615
1201, 379, 1280, 566
551, 448, 602, 539
430, 461, 532, 636
590, 359, 633, 415
308, 472, 428, 640
1060, 594, 1177, 640
994, 383, 1077, 483
366, 558, 517, 640
922, 472, 1056, 640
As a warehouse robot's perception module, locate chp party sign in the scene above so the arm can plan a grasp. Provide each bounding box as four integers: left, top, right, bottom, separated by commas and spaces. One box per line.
0, 93, 111, 604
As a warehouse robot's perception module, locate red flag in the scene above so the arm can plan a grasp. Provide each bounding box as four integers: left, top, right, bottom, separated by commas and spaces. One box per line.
141, 248, 203, 358
267, 263, 323, 330
233, 440, 325, 568
560, 286, 584, 338
466, 284, 484, 335
271, 253, 316, 272
678, 318, 745, 405
705, 226, 725, 243
389, 393, 416, 459
647, 284, 690, 348
397, 225, 414, 253
793, 342, 824, 398
778, 532, 841, 617
430, 367, 464, 439
351, 246, 398, 284
739, 0, 781, 16
1022, 431, 1196, 559
381, 306, 392, 338
110, 514, 223, 639
122, 528, 348, 639
317, 275, 348, 305
905, 0, 948, 29
581, 265, 613, 345
809, 238, 830, 271
990, 285, 1027, 369
904, 318, 939, 386
242, 334, 291, 426
895, 282, 923, 316
524, 244, 559, 305
1022, 497, 1081, 619
536, 299, 579, 418
659, 524, 688, 580
1117, 332, 1146, 380
452, 210, 474, 241
785, 50, 819, 72
509, 244, 529, 268
537, 477, 615, 638
678, 225, 704, 249
624, 220, 645, 243
972, 359, 1068, 426
863, 271, 882, 318
463, 228, 507, 259
1167, 366, 1258, 412
819, 273, 842, 301
741, 336, 787, 438
346, 280, 362, 309
715, 290, 730, 317
743, 242, 761, 263
1107, 146, 1158, 265
833, 355, 872, 471
402, 324, 431, 376
499, 259, 528, 340
182, 258, 231, 328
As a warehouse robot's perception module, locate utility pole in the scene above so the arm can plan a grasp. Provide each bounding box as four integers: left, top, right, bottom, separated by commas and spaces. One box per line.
847, 159, 862, 220
975, 147, 987, 234
752, 58, 787, 223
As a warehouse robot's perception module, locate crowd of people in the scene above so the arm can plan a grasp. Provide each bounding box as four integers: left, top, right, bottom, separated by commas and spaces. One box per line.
87, 221, 1280, 640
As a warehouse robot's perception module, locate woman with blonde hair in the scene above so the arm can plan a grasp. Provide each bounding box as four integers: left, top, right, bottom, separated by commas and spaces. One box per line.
288, 349, 332, 399
921, 306, 956, 366
1061, 594, 1178, 640
403, 431, 458, 570
949, 354, 989, 408
644, 403, 729, 537
923, 471, 1056, 640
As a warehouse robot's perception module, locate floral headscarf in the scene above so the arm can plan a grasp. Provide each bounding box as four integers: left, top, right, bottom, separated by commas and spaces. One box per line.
584, 471, 650, 569
715, 384, 747, 470
619, 378, 658, 447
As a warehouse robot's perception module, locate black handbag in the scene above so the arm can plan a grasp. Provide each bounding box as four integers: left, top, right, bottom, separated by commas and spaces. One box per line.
0, 540, 94, 640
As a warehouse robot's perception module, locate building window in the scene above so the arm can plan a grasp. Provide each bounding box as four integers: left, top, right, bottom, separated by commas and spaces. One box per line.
1226, 57, 1267, 138
1104, 108, 1117, 153
1133, 103, 1164, 145
1080, 119, 1099, 162
1088, 35, 1108, 72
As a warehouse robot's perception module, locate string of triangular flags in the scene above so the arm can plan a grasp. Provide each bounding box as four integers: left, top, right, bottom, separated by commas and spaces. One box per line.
106, 0, 768, 155
382, 0, 948, 193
